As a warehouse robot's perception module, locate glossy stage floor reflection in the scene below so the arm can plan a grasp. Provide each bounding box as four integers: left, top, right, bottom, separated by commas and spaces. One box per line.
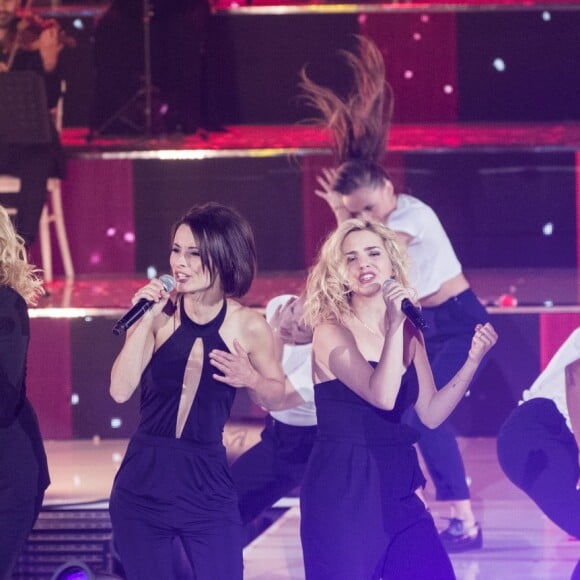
244, 437, 580, 580
43, 429, 579, 580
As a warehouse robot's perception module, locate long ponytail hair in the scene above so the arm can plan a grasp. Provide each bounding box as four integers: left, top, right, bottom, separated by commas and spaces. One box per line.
300, 36, 394, 195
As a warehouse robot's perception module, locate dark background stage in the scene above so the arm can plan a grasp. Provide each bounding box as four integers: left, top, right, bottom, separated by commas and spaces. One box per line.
6, 1, 580, 577
45, 4, 580, 128
9, 0, 580, 440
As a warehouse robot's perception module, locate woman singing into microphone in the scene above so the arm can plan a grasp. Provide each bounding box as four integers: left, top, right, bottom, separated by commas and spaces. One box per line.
303, 36, 492, 551
108, 202, 284, 580
299, 218, 497, 579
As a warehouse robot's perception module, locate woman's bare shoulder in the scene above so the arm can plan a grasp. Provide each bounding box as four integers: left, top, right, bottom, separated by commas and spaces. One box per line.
313, 320, 355, 348
225, 300, 268, 332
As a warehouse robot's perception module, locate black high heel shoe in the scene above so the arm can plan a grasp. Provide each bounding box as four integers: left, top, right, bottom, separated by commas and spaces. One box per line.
439, 518, 483, 553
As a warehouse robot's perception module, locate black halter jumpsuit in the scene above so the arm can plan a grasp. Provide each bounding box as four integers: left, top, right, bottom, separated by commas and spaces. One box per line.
109, 299, 243, 579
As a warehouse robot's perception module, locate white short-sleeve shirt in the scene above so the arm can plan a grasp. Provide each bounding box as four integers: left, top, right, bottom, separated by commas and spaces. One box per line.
387, 194, 462, 299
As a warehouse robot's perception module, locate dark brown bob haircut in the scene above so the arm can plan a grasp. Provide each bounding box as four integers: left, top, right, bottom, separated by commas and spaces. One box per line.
171, 202, 257, 298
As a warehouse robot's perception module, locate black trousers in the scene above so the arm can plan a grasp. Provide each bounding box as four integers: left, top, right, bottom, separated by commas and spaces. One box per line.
230, 416, 317, 525
0, 144, 52, 246
110, 434, 243, 580
405, 289, 489, 501
0, 493, 44, 580
497, 398, 580, 539
379, 517, 456, 580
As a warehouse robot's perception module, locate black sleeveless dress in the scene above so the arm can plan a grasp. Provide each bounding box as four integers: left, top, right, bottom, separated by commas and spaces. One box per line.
109, 298, 243, 579
300, 363, 431, 579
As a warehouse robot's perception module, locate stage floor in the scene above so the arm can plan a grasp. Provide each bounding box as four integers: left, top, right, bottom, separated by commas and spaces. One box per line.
41, 432, 579, 580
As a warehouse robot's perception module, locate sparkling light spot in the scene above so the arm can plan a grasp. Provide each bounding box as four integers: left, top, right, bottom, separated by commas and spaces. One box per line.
90, 252, 102, 265
544, 300, 554, 307
358, 14, 367, 25
71, 393, 79, 405
542, 11, 551, 22
493, 58, 506, 72
73, 475, 81, 487
147, 266, 158, 280
112, 452, 123, 463
73, 19, 84, 30
106, 227, 116, 237
420, 14, 429, 23
111, 418, 122, 429
124, 231, 135, 243
412, 32, 422, 41
443, 84, 454, 95
542, 222, 554, 236
404, 70, 414, 80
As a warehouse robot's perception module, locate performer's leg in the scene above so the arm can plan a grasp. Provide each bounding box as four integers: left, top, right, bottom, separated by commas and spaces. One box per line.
497, 398, 580, 539
180, 518, 243, 580
379, 517, 456, 580
412, 291, 489, 548
408, 411, 470, 501
231, 416, 315, 525
0, 499, 37, 580
571, 558, 580, 580
408, 327, 472, 505
109, 493, 176, 580
231, 418, 280, 524
10, 145, 52, 246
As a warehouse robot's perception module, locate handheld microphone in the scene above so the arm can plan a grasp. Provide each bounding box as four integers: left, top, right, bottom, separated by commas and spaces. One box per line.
382, 280, 428, 331
112, 274, 176, 336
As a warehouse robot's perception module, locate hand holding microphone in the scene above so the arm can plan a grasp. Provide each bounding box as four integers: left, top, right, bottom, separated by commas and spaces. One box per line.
113, 274, 176, 336
382, 279, 428, 331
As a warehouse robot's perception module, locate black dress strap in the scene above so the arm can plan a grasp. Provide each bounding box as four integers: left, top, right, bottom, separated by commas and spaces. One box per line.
178, 295, 227, 337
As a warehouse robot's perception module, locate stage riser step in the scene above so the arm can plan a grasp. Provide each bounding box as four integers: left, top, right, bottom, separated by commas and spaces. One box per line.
13, 509, 114, 579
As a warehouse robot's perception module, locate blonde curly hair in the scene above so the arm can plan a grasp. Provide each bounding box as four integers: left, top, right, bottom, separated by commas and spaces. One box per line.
0, 205, 44, 305
303, 219, 411, 328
